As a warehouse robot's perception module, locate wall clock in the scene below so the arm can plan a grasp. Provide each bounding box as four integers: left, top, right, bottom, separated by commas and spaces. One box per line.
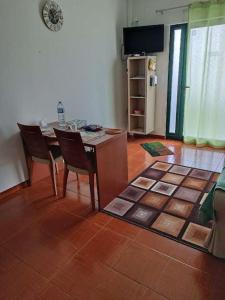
42, 1, 63, 32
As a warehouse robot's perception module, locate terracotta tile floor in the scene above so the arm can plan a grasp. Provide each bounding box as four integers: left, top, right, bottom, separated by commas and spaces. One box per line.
0, 137, 225, 300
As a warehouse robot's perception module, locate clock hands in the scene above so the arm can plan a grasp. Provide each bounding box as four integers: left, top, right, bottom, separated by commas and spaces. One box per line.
49, 8, 60, 24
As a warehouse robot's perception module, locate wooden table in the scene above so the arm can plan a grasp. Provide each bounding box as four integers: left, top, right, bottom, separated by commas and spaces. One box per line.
43, 125, 128, 210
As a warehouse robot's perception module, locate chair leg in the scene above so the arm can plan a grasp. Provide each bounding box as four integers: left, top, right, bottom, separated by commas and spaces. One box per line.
75, 172, 80, 189
25, 155, 33, 186
89, 173, 95, 210
63, 167, 69, 197
55, 162, 59, 174
76, 172, 79, 182
49, 161, 57, 196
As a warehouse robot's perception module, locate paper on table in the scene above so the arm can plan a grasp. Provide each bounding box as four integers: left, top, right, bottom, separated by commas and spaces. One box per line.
42, 127, 104, 142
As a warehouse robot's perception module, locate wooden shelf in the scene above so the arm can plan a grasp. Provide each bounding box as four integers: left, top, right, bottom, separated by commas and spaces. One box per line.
130, 114, 145, 117
130, 96, 145, 99
128, 56, 146, 60
130, 76, 145, 80
130, 128, 145, 134
127, 56, 156, 135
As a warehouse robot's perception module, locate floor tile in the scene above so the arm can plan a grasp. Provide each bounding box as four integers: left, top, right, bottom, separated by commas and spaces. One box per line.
66, 178, 98, 199
4, 227, 76, 279
183, 250, 225, 278
0, 253, 48, 299
52, 255, 151, 300
0, 193, 57, 244
55, 192, 95, 218
210, 277, 225, 300
0, 245, 20, 273
78, 228, 128, 267
106, 218, 140, 239
113, 241, 169, 290
134, 229, 210, 268
40, 284, 73, 300
86, 212, 113, 227
155, 259, 211, 300
37, 208, 101, 250
142, 290, 168, 300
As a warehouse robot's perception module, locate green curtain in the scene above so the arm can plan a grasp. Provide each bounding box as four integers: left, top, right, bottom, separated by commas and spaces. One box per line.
183, 0, 225, 148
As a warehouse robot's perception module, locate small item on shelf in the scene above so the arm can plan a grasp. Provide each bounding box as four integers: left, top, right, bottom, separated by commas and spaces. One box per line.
133, 109, 143, 115
148, 57, 156, 71
150, 75, 158, 86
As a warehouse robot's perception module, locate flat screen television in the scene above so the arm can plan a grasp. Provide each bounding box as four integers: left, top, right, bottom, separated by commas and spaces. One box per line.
123, 25, 164, 55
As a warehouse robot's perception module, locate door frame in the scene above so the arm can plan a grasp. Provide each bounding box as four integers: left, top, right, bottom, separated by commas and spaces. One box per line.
166, 23, 188, 140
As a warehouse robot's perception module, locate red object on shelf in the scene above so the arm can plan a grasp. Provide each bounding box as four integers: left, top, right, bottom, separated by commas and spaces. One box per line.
133, 109, 143, 115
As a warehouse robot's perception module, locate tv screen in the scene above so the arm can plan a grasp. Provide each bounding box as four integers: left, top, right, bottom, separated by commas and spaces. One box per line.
123, 25, 164, 55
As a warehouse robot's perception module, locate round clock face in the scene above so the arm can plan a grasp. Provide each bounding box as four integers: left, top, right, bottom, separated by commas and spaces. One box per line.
42, 1, 63, 32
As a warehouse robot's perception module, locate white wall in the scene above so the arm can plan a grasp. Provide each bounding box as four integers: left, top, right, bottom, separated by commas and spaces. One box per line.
128, 0, 205, 135
0, 0, 127, 192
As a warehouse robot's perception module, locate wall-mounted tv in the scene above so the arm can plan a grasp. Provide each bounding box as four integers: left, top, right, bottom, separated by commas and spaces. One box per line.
123, 25, 164, 55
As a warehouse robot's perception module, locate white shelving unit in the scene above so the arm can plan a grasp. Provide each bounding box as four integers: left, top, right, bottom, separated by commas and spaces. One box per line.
127, 56, 157, 135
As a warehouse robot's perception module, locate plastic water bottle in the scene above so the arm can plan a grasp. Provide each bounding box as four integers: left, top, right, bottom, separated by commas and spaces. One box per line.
57, 101, 65, 127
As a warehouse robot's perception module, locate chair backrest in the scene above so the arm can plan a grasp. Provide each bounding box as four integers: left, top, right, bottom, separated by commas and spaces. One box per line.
54, 128, 92, 171
17, 123, 49, 159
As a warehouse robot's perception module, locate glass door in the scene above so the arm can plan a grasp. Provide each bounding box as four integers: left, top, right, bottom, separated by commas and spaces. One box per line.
166, 24, 188, 140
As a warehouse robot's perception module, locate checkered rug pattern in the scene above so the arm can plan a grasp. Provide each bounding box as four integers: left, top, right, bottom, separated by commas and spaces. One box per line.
103, 161, 220, 252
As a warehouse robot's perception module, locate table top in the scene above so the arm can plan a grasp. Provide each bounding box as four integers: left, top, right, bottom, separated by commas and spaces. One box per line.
42, 122, 126, 149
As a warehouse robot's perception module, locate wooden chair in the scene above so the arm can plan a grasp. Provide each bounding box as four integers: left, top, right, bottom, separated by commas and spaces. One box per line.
54, 128, 96, 210
17, 123, 61, 195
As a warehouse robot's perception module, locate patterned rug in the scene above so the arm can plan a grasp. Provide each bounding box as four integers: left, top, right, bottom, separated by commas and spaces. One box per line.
141, 142, 174, 157
103, 161, 220, 252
